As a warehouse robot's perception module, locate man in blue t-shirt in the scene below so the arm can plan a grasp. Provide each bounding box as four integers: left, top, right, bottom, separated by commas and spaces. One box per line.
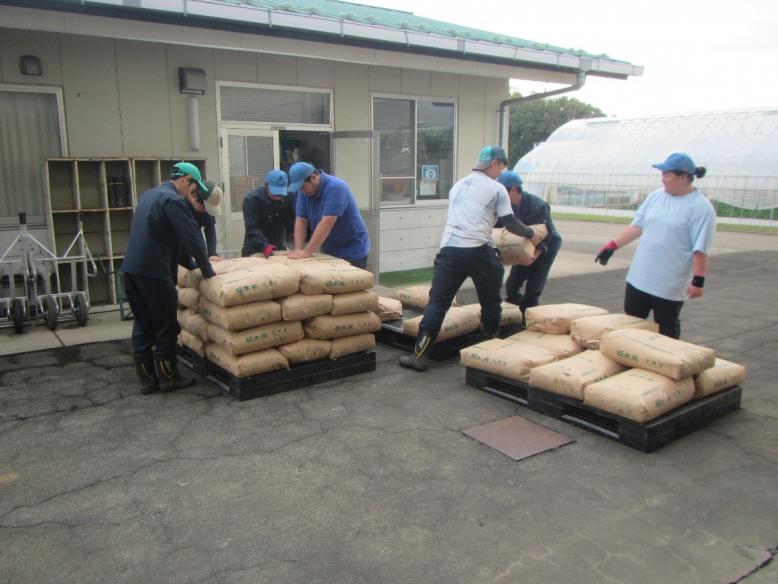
286, 162, 370, 268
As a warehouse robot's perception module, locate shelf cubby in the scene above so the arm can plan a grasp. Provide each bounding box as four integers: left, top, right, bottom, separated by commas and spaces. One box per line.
46, 156, 205, 306
77, 160, 105, 210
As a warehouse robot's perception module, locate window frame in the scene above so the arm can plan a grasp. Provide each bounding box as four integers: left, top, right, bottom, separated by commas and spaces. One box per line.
216, 81, 334, 131
0, 83, 67, 228
371, 92, 457, 208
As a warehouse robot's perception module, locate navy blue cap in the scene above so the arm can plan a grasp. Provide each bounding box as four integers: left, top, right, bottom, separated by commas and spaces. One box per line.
497, 170, 523, 190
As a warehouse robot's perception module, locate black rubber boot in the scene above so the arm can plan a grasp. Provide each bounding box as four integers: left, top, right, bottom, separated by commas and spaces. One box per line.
398, 330, 437, 372
134, 351, 159, 394
483, 329, 500, 340
155, 352, 196, 392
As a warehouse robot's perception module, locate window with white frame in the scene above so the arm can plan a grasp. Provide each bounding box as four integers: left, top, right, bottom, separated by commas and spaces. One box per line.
0, 87, 64, 224
373, 96, 455, 205
220, 84, 332, 127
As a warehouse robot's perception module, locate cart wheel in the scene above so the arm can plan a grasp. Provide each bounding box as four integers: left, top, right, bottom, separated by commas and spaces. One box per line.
12, 298, 24, 334
44, 295, 59, 331
73, 292, 89, 327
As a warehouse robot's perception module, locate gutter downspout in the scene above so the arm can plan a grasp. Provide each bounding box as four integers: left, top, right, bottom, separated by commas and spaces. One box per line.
499, 69, 588, 148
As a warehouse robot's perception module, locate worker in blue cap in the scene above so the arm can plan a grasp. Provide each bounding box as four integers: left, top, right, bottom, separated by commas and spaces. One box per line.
496, 170, 562, 316
286, 162, 370, 268
399, 146, 543, 372
594, 152, 715, 339
241, 170, 295, 257
121, 162, 216, 394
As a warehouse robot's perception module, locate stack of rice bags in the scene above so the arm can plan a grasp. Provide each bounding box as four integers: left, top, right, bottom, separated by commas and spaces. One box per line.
389, 284, 480, 340
462, 303, 747, 423
177, 253, 379, 378
176, 257, 263, 358
273, 254, 380, 363
460, 303, 606, 384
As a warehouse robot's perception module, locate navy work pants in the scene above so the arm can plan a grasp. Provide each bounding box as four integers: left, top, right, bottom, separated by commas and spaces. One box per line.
419, 245, 504, 335
624, 281, 684, 339
123, 273, 180, 355
505, 236, 562, 312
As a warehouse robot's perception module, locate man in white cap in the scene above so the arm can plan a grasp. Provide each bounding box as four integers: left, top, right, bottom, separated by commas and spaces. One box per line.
121, 162, 216, 393
190, 179, 223, 260
398, 146, 543, 371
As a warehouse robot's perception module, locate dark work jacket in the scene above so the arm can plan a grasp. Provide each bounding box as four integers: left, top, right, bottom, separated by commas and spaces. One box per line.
121, 181, 215, 282
241, 187, 296, 256
192, 209, 217, 256
497, 190, 561, 254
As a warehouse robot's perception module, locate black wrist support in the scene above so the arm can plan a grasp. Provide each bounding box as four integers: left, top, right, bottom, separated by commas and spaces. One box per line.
691, 275, 705, 288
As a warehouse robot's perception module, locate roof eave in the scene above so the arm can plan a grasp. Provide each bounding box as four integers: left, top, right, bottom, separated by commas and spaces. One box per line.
6, 0, 643, 79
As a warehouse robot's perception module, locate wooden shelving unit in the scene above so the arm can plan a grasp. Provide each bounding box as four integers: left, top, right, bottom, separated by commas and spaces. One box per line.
45, 157, 206, 305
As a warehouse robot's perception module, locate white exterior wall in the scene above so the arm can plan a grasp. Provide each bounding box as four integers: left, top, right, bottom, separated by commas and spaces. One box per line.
1, 20, 514, 273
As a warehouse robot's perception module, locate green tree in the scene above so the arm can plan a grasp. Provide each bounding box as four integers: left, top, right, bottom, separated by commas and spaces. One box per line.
508, 95, 605, 165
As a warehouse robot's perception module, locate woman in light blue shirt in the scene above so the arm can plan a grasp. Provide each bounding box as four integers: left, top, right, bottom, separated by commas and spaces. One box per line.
594, 153, 716, 339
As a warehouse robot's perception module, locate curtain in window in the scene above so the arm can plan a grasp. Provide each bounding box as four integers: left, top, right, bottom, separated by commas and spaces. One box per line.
220, 86, 330, 125
0, 91, 62, 222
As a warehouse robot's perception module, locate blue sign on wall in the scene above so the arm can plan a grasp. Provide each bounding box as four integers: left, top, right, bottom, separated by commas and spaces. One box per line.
421, 165, 439, 181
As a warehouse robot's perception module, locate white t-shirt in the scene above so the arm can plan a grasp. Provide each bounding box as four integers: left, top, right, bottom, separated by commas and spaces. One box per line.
627, 188, 716, 301
439, 172, 514, 248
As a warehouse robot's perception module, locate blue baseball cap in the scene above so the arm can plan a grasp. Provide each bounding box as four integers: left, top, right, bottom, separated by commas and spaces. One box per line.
266, 170, 289, 196
497, 170, 523, 190
473, 145, 509, 170
653, 152, 696, 175
287, 162, 316, 193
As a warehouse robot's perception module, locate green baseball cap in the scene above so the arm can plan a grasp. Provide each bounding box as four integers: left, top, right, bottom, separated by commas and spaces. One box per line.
171, 162, 208, 194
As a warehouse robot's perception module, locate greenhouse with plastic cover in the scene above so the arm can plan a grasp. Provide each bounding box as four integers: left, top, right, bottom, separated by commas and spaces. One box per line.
514, 107, 778, 224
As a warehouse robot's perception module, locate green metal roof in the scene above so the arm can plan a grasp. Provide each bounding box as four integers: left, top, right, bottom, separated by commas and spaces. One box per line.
225, 0, 622, 62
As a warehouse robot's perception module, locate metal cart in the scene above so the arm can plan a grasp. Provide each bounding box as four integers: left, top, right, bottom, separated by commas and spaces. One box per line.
0, 213, 97, 333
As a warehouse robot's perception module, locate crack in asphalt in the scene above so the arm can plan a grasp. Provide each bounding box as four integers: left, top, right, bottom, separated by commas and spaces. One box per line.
730, 545, 778, 583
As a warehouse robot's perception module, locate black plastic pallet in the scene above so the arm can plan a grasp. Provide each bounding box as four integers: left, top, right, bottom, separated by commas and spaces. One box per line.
465, 367, 742, 452
378, 307, 523, 361
178, 345, 376, 402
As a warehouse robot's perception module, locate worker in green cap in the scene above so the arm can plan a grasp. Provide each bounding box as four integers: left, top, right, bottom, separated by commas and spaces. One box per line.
121, 162, 216, 394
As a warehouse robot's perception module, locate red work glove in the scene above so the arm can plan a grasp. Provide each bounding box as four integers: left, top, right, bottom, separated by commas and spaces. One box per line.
262, 244, 277, 258
594, 240, 618, 265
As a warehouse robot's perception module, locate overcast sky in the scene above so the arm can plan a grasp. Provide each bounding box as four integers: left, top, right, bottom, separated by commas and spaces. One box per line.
354, 0, 777, 118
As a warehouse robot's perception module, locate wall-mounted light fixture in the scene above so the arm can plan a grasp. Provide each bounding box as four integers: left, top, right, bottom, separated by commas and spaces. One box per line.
179, 67, 207, 152
20, 55, 42, 76
178, 67, 206, 95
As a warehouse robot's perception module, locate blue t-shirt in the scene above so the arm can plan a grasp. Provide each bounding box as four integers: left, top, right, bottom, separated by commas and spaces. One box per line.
295, 171, 370, 261
627, 188, 716, 301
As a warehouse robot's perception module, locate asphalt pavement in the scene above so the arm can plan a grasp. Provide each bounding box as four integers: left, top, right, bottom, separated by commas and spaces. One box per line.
1, 224, 777, 584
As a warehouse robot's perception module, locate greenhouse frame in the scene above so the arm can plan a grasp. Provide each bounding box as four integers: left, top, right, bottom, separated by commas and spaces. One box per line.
514, 108, 778, 223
